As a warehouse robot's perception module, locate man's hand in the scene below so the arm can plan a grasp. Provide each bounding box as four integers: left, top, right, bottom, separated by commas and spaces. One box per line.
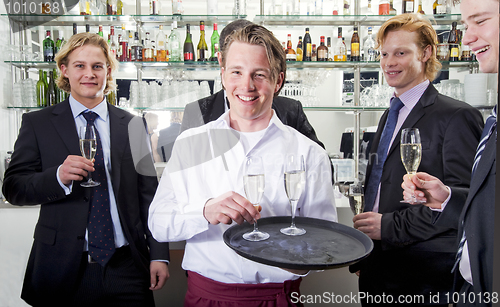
401, 172, 450, 209
204, 191, 261, 225
353, 212, 382, 240
149, 261, 169, 291
58, 155, 94, 185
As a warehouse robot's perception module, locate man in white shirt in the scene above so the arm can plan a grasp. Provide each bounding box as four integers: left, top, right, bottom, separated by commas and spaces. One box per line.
148, 24, 337, 306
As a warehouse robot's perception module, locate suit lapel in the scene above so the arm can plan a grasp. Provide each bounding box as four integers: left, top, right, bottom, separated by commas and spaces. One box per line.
51, 99, 80, 155
108, 105, 128, 195
208, 90, 226, 123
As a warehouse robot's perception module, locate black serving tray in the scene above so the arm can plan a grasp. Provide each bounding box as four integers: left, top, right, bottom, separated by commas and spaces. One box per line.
223, 216, 373, 270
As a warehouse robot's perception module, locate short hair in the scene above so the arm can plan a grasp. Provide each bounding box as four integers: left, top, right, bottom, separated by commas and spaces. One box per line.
55, 32, 118, 95
220, 24, 286, 96
219, 19, 254, 52
376, 13, 442, 81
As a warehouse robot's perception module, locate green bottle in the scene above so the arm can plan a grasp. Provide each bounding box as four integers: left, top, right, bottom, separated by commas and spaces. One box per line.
55, 34, 65, 54
47, 70, 57, 106
36, 70, 48, 107
43, 30, 55, 62
209, 23, 220, 61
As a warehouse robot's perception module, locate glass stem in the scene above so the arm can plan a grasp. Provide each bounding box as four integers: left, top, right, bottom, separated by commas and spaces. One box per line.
290, 199, 298, 228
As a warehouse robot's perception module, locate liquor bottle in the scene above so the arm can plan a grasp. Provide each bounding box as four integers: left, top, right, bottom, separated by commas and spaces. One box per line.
389, 0, 397, 14
110, 26, 118, 59
312, 44, 317, 61
317, 36, 328, 61
36, 70, 48, 107
343, 0, 350, 15
119, 25, 128, 61
143, 32, 154, 61
55, 34, 64, 55
127, 31, 134, 61
157, 25, 169, 62
107, 0, 117, 15
43, 30, 55, 62
86, 24, 90, 33
197, 21, 208, 61
296, 36, 303, 61
150, 0, 160, 15
183, 24, 195, 61
361, 0, 373, 15
285, 34, 297, 61
350, 26, 360, 62
334, 27, 346, 61
379, 0, 389, 14
131, 32, 143, 62
433, 0, 446, 14
169, 21, 182, 61
332, 0, 339, 14
80, 0, 91, 15
98, 25, 103, 37
47, 70, 57, 106
363, 26, 377, 61
448, 21, 460, 61
73, 23, 78, 35
117, 0, 123, 14
303, 28, 312, 61
315, 0, 323, 15
209, 23, 220, 61
402, 0, 414, 13
417, 0, 425, 14
172, 0, 184, 14
327, 37, 332, 61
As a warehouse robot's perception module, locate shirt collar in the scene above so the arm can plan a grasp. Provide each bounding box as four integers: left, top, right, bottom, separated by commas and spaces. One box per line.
394, 79, 430, 110
69, 94, 108, 121
214, 109, 288, 134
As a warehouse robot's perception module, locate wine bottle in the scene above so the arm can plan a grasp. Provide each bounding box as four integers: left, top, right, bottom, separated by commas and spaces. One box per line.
317, 36, 328, 61
285, 34, 297, 61
107, 0, 117, 15
47, 70, 57, 106
86, 24, 90, 33
327, 37, 332, 61
303, 28, 312, 61
36, 70, 48, 107
43, 30, 55, 62
55, 34, 64, 55
334, 27, 346, 61
209, 23, 220, 61
184, 24, 195, 61
296, 36, 303, 61
117, 0, 123, 14
157, 25, 169, 62
417, 0, 425, 14
73, 23, 78, 35
150, 0, 160, 15
350, 26, 360, 62
98, 25, 103, 37
169, 21, 182, 61
197, 21, 208, 62
402, 0, 414, 13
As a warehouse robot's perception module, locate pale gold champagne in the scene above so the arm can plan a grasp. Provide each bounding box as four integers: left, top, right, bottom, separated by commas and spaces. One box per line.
400, 143, 422, 175
349, 194, 364, 215
80, 139, 97, 161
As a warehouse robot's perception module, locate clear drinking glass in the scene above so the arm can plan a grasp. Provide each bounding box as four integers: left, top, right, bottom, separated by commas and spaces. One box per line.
79, 126, 100, 187
242, 156, 269, 241
400, 128, 424, 204
280, 154, 306, 236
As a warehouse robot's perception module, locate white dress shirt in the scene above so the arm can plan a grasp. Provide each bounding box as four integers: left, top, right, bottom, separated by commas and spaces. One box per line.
56, 95, 128, 249
149, 110, 337, 284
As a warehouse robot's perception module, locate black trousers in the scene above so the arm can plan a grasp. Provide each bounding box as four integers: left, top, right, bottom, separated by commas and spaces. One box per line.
72, 246, 155, 307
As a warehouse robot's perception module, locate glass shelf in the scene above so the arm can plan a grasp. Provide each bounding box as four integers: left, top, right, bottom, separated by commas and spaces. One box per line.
254, 14, 462, 26
2, 14, 244, 27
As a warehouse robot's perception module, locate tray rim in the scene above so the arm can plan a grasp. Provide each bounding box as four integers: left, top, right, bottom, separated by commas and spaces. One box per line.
223, 216, 373, 270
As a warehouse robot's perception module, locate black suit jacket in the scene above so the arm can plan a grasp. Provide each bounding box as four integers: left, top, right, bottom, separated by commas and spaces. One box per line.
2, 99, 170, 306
180, 89, 325, 149
351, 84, 484, 303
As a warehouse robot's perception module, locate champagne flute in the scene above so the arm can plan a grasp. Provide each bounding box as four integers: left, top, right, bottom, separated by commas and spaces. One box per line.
400, 128, 424, 204
280, 154, 306, 236
348, 181, 364, 215
242, 156, 269, 242
79, 126, 100, 187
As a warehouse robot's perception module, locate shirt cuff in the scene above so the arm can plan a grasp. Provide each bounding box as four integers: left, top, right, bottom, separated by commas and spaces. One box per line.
56, 165, 73, 195
429, 186, 451, 212
151, 259, 170, 264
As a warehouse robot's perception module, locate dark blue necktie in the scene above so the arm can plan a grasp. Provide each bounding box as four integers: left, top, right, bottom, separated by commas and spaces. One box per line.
82, 111, 115, 266
452, 105, 497, 273
364, 97, 404, 212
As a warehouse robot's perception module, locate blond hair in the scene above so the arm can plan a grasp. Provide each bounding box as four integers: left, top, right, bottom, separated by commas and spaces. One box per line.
220, 24, 286, 96
55, 32, 118, 94
377, 13, 442, 81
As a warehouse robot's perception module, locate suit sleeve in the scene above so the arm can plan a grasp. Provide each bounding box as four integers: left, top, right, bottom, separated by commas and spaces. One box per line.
381, 106, 483, 249
2, 113, 66, 206
293, 102, 325, 149
180, 101, 205, 133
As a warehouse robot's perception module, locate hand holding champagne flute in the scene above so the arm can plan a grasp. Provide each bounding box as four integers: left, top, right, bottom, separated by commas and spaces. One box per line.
400, 128, 424, 204
242, 156, 269, 242
79, 126, 100, 187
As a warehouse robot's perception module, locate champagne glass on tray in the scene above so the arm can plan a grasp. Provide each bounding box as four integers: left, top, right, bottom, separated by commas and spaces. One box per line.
281, 154, 307, 236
